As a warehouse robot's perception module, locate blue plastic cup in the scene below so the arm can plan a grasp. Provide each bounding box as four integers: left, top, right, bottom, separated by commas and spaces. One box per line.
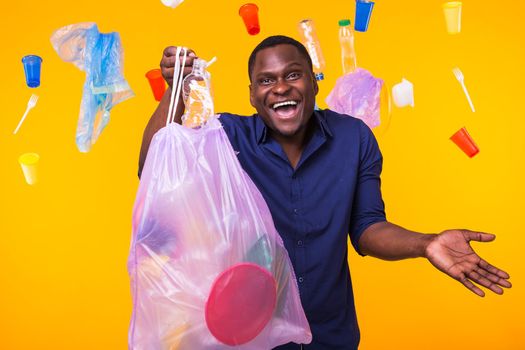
22, 55, 43, 88
355, 0, 375, 32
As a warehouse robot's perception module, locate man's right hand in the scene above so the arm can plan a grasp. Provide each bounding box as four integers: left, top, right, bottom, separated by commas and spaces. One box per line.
139, 46, 198, 178
160, 46, 197, 88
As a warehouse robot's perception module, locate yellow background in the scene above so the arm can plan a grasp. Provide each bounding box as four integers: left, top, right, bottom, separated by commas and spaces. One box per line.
1, 0, 523, 348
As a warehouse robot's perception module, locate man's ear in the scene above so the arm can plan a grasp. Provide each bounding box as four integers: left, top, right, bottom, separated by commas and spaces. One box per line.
249, 83, 255, 107
313, 76, 319, 96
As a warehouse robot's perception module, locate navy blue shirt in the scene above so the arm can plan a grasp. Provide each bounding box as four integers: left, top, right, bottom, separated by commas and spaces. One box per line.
219, 109, 386, 350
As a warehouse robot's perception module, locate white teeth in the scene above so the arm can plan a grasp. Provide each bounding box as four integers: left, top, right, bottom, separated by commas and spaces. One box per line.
272, 101, 298, 109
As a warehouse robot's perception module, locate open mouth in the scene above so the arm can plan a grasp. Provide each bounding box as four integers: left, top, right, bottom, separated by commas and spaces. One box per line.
270, 100, 299, 118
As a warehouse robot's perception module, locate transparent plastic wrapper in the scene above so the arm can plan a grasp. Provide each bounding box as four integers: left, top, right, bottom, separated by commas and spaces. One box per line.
326, 68, 384, 129
51, 22, 134, 152
128, 48, 311, 350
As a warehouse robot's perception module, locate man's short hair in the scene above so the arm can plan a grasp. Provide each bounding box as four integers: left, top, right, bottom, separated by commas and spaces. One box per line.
248, 35, 313, 81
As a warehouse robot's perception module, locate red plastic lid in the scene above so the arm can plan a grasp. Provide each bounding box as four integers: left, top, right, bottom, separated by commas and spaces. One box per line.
205, 262, 277, 346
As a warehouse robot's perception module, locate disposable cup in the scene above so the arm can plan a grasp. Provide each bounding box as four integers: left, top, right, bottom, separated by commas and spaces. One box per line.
22, 55, 43, 88
392, 78, 414, 108
355, 0, 375, 32
19, 153, 40, 185
450, 127, 479, 157
239, 3, 260, 35
443, 2, 462, 34
145, 69, 166, 102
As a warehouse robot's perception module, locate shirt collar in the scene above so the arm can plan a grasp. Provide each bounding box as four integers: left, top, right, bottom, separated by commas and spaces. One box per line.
255, 109, 333, 144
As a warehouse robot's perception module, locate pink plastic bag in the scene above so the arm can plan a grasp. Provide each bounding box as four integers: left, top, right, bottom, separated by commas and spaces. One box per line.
128, 116, 312, 349
325, 68, 384, 129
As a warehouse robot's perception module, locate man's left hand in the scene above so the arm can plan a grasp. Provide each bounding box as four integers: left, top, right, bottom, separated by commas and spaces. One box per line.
425, 229, 511, 297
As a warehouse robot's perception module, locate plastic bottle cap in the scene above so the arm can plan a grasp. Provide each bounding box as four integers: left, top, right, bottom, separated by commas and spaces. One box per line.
339, 19, 351, 26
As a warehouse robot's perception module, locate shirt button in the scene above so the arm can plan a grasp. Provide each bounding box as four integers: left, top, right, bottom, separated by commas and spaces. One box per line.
297, 240, 303, 246
293, 208, 299, 215
298, 277, 304, 283
291, 173, 297, 179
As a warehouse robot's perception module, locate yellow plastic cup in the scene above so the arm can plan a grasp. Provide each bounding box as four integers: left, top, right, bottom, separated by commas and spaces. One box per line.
18, 153, 40, 185
443, 2, 462, 34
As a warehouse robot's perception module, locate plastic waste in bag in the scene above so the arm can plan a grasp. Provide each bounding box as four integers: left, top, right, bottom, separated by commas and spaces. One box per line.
128, 47, 312, 349
51, 23, 134, 152
325, 67, 385, 129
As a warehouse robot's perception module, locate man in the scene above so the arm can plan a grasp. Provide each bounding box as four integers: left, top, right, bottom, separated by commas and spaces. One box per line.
138, 36, 511, 349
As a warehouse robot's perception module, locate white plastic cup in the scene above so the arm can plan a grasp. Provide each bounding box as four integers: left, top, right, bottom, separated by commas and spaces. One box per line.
392, 78, 414, 108
443, 2, 462, 34
19, 153, 40, 185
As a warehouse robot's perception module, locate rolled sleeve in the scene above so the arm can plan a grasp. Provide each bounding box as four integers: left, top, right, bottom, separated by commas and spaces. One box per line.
349, 122, 386, 255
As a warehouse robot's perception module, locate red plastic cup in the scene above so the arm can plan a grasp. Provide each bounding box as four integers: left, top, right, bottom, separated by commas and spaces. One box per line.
239, 3, 260, 35
450, 127, 479, 158
145, 69, 166, 102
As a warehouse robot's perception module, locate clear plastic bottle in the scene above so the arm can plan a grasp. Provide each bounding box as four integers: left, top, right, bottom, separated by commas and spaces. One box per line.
297, 19, 326, 81
338, 19, 357, 74
181, 58, 214, 128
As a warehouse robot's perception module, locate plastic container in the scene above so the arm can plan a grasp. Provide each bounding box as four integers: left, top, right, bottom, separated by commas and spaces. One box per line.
338, 19, 357, 74
443, 2, 462, 34
181, 58, 214, 128
239, 3, 260, 35
355, 0, 375, 32
19, 153, 40, 185
450, 127, 479, 157
298, 19, 326, 81
22, 55, 43, 88
145, 69, 166, 102
392, 78, 414, 108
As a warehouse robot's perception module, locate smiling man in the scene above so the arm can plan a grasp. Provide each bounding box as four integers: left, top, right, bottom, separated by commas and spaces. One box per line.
138, 36, 511, 350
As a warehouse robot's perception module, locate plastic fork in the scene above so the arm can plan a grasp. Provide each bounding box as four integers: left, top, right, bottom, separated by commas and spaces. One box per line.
13, 94, 39, 134
452, 67, 475, 112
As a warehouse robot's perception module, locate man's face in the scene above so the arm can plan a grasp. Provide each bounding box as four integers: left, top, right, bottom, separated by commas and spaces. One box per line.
249, 44, 318, 140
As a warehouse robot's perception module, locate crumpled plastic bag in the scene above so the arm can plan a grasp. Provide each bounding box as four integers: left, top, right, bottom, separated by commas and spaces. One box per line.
161, 0, 184, 8
128, 116, 312, 349
51, 22, 134, 152
325, 68, 384, 129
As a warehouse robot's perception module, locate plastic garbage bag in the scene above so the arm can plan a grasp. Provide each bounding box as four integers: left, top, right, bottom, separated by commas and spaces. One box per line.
129, 118, 312, 349
326, 68, 383, 129
51, 22, 134, 152
128, 47, 311, 349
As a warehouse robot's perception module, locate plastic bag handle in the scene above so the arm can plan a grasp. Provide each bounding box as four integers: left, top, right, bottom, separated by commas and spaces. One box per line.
166, 47, 187, 126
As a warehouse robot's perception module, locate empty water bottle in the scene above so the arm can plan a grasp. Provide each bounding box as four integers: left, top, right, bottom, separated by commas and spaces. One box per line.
298, 19, 326, 81
338, 19, 357, 74
181, 58, 214, 128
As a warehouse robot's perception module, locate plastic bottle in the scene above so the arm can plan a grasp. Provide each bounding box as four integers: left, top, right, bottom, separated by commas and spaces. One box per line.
338, 19, 357, 74
297, 19, 326, 81
181, 58, 214, 128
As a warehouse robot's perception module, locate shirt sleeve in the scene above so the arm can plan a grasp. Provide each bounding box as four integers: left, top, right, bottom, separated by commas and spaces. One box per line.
349, 121, 387, 255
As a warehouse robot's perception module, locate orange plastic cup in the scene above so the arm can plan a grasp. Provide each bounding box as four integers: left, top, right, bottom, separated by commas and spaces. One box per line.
450, 127, 479, 158
239, 3, 260, 35
145, 69, 166, 102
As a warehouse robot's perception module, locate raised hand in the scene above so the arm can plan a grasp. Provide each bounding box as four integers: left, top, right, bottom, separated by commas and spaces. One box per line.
425, 229, 511, 297
160, 46, 197, 88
